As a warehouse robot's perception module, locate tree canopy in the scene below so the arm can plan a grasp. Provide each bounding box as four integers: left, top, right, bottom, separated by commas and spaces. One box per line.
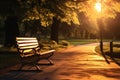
16, 0, 82, 27
1, 0, 120, 26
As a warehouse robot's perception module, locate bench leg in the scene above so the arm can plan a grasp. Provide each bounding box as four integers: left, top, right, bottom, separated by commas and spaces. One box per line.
19, 63, 42, 71
47, 59, 54, 65
19, 63, 24, 70
34, 64, 42, 71
47, 52, 54, 64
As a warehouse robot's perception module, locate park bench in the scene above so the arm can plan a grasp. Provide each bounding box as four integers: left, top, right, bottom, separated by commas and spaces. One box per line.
16, 37, 55, 71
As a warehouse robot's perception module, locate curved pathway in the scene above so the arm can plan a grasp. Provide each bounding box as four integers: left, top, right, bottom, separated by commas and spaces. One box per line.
0, 43, 120, 80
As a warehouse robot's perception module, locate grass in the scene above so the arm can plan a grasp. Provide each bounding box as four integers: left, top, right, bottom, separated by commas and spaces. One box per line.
0, 47, 20, 69
0, 53, 20, 69
67, 39, 99, 45
95, 42, 120, 65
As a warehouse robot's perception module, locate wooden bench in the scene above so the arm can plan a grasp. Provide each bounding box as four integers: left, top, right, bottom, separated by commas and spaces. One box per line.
16, 37, 55, 71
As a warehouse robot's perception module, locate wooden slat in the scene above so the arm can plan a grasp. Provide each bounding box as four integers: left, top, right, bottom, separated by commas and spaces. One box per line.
18, 43, 38, 47
16, 37, 39, 50
16, 37, 36, 40
17, 40, 38, 43
19, 45, 38, 49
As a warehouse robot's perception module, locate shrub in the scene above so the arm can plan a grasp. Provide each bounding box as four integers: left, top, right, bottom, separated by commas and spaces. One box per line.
60, 40, 70, 47
49, 40, 58, 49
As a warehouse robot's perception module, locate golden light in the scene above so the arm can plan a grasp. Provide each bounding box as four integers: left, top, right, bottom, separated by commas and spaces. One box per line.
95, 1, 102, 13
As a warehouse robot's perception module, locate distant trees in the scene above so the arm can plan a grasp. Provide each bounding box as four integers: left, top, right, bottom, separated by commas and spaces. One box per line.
106, 13, 120, 40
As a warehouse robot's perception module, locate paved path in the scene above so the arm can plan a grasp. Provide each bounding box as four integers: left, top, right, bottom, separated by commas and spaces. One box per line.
0, 43, 120, 80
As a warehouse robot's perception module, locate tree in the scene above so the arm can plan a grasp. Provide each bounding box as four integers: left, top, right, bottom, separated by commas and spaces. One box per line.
17, 0, 81, 43
106, 13, 120, 40
0, 0, 20, 47
4, 16, 19, 47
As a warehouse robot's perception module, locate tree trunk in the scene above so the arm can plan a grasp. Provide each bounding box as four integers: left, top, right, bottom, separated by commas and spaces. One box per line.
50, 17, 60, 43
4, 16, 19, 47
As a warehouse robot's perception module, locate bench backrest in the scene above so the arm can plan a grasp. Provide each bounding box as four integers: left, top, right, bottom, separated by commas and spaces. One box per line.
16, 37, 39, 57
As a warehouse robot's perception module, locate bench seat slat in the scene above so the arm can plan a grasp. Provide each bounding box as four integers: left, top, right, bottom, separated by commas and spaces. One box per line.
19, 46, 38, 50
17, 40, 38, 43
18, 43, 38, 47
16, 37, 36, 40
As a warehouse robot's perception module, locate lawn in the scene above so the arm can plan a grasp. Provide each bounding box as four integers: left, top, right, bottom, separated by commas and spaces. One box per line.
95, 42, 120, 65
67, 39, 99, 45
0, 47, 20, 69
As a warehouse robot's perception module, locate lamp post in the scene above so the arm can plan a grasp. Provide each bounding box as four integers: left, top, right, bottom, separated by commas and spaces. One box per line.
95, 0, 103, 53
95, 0, 110, 64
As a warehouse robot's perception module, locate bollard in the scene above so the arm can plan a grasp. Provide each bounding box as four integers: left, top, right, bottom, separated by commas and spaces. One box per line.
110, 41, 113, 54
110, 41, 113, 58
100, 41, 110, 64
100, 41, 103, 53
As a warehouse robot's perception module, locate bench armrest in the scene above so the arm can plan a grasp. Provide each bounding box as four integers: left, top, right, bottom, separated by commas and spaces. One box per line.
18, 47, 39, 57
40, 50, 56, 55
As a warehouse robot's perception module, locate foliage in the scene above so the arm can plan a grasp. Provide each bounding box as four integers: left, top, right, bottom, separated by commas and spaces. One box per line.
17, 0, 80, 27
1, 0, 120, 27
49, 40, 58, 49
38, 39, 70, 50
38, 40, 58, 50
59, 40, 70, 47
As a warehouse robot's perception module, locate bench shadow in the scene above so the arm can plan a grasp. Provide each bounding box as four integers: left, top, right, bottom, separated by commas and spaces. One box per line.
37, 63, 54, 66
9, 69, 43, 73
